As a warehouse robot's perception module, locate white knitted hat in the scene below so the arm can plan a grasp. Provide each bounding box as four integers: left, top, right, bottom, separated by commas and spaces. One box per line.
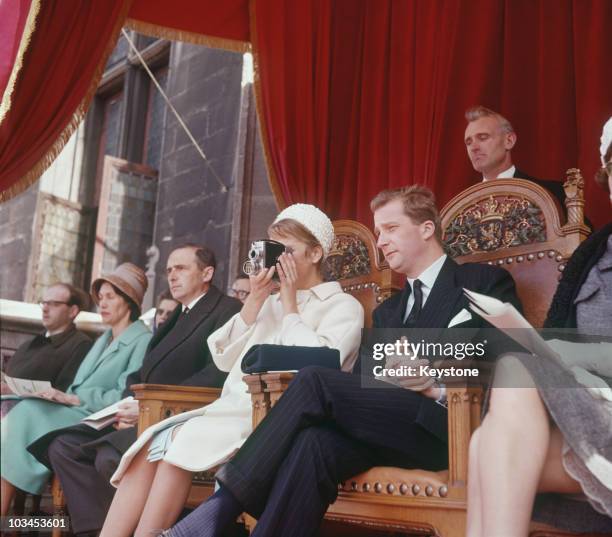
273, 203, 335, 257
601, 117, 612, 165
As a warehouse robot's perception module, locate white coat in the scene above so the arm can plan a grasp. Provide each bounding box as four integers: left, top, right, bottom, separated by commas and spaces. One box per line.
111, 281, 363, 485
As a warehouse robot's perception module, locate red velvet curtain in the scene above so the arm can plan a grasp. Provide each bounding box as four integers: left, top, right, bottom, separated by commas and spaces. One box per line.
0, 0, 31, 97
253, 0, 612, 227
0, 0, 131, 201
0, 0, 251, 202
128, 0, 249, 44
2, 0, 610, 225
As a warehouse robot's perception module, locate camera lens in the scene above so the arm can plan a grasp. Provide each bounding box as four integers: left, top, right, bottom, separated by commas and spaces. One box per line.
249, 249, 256, 258
243, 261, 255, 275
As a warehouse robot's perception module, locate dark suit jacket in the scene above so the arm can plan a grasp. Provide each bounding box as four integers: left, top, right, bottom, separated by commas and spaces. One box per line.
513, 168, 567, 214
371, 256, 521, 441
29, 286, 242, 460
5, 325, 92, 392
123, 285, 242, 394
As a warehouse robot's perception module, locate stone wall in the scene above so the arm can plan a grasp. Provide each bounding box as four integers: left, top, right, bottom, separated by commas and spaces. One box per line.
152, 44, 244, 295
0, 186, 39, 300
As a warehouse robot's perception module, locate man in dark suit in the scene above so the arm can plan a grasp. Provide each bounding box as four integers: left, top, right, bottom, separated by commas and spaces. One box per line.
164, 186, 521, 537
30, 244, 242, 537
464, 105, 566, 210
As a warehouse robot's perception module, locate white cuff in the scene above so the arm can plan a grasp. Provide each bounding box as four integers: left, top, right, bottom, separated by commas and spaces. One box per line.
436, 383, 447, 408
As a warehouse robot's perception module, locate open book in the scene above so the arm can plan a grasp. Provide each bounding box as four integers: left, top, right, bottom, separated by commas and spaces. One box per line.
81, 396, 135, 430
1, 374, 52, 399
463, 288, 562, 365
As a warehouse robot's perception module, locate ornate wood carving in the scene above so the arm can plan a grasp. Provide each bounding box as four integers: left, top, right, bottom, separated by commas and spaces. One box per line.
443, 194, 547, 257
323, 234, 372, 280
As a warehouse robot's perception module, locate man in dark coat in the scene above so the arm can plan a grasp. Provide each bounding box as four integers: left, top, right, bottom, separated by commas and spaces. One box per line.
464, 105, 567, 211
29, 244, 242, 537
164, 186, 522, 537
2, 283, 92, 398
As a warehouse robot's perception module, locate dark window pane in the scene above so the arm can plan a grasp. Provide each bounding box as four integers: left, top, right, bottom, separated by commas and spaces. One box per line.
138, 36, 158, 50
104, 94, 124, 158
144, 69, 168, 170
106, 34, 129, 69
93, 92, 124, 205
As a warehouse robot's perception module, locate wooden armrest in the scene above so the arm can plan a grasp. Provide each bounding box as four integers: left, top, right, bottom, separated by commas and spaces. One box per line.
446, 385, 483, 494
243, 372, 295, 428
132, 383, 222, 435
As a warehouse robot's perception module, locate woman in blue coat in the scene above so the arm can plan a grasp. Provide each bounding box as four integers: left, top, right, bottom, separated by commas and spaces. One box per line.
1, 263, 151, 514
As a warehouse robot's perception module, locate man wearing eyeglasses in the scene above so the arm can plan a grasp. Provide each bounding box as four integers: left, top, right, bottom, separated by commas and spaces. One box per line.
228, 275, 251, 303
2, 283, 93, 398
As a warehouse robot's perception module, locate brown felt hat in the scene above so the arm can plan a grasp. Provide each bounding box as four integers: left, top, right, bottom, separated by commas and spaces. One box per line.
91, 263, 147, 313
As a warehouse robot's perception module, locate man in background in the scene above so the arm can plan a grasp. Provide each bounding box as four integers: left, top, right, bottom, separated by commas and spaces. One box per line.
153, 289, 179, 332
464, 105, 566, 209
228, 275, 250, 304
2, 283, 92, 398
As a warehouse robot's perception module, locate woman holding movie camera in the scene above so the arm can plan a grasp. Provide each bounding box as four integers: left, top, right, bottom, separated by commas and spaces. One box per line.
100, 204, 364, 537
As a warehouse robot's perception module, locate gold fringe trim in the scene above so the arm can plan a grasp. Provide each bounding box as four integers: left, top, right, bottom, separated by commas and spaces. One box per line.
0, 1, 134, 204
249, 0, 286, 211
125, 18, 251, 53
0, 0, 42, 126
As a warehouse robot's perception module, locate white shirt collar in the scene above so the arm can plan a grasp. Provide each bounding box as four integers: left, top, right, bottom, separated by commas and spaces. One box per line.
482, 164, 515, 181
403, 254, 447, 323
407, 254, 447, 295
184, 292, 207, 312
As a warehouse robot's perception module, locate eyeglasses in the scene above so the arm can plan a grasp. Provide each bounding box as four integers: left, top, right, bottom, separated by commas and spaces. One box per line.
229, 289, 250, 300
39, 301, 70, 308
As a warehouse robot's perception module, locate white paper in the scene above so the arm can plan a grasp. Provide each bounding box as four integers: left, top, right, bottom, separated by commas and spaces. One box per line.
463, 288, 562, 365
3, 374, 51, 397
80, 396, 135, 430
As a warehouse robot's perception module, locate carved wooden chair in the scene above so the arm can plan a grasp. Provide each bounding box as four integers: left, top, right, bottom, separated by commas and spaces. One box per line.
244, 172, 600, 536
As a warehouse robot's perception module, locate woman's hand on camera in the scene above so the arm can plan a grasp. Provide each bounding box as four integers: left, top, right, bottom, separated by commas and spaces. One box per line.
240, 266, 277, 325
277, 252, 299, 315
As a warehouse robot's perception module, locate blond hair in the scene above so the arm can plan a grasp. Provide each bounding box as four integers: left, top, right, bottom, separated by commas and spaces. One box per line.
370, 185, 442, 242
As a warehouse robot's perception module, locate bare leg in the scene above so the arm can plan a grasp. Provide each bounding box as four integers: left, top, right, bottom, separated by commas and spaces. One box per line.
538, 426, 581, 494
478, 356, 550, 537
134, 461, 193, 537
100, 441, 158, 537
468, 356, 584, 537
466, 428, 483, 537
1, 477, 16, 515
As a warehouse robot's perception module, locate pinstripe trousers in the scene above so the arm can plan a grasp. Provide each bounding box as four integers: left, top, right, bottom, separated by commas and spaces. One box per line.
213, 366, 448, 537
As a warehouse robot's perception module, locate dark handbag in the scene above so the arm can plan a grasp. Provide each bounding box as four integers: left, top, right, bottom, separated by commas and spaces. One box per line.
240, 344, 341, 374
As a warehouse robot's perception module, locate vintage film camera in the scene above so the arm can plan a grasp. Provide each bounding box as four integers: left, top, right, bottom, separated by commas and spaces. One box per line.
242, 239, 286, 277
